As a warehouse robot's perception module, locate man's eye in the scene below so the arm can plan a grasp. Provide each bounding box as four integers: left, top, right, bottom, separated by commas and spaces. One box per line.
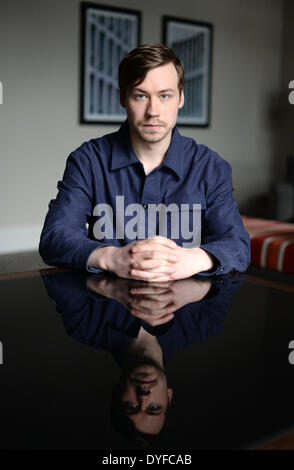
161, 94, 169, 100
148, 404, 160, 411
135, 94, 146, 100
124, 403, 138, 410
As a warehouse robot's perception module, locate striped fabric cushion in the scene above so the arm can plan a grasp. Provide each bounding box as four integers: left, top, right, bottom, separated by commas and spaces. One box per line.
241, 216, 294, 273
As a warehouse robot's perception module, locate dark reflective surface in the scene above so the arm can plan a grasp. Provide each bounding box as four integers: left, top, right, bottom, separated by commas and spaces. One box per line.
0, 270, 294, 450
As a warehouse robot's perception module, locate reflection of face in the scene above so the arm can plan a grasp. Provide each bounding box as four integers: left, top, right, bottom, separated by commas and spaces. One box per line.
120, 364, 173, 435
120, 62, 184, 147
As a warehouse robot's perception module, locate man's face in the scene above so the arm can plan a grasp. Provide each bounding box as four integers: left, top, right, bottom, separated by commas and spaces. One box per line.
120, 62, 184, 146
120, 364, 173, 435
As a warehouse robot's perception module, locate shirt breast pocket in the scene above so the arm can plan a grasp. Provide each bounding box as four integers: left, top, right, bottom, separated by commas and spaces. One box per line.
164, 191, 206, 248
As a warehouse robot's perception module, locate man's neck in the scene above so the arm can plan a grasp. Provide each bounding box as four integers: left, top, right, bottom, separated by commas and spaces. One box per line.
124, 327, 164, 368
129, 131, 172, 175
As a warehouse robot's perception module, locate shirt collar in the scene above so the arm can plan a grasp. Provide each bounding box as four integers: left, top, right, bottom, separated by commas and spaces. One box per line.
111, 120, 140, 171
111, 120, 184, 180
159, 126, 184, 180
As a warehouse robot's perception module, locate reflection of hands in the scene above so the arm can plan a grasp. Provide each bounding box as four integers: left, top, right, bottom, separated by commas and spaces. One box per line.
129, 279, 212, 326
87, 276, 132, 309
87, 276, 212, 327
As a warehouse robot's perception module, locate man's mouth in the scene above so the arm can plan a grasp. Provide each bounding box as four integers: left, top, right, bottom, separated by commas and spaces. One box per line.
142, 122, 164, 128
134, 378, 156, 383
144, 125, 161, 128
132, 370, 157, 382
132, 378, 157, 388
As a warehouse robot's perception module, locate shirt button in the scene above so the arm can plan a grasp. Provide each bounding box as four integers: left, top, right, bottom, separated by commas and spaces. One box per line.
143, 203, 148, 209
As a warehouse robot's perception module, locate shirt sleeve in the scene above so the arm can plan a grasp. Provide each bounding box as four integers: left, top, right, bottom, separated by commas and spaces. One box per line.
39, 151, 110, 272
198, 157, 250, 276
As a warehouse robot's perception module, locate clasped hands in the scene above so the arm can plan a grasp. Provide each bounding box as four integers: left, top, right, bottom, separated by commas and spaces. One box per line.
87, 276, 213, 327
96, 235, 214, 282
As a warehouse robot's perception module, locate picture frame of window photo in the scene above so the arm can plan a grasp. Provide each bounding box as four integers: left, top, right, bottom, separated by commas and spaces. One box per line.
162, 16, 213, 127
80, 3, 141, 124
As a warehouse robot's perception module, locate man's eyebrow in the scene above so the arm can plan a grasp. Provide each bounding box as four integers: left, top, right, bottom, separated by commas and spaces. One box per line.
133, 87, 176, 94
126, 409, 164, 416
122, 402, 164, 415
132, 87, 147, 93
124, 408, 164, 416
158, 89, 176, 93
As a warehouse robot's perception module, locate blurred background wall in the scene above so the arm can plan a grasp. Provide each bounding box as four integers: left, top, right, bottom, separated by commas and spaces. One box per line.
0, 0, 293, 254
279, 0, 294, 172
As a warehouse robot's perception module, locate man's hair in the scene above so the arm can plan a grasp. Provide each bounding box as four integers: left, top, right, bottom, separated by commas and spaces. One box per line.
119, 43, 185, 97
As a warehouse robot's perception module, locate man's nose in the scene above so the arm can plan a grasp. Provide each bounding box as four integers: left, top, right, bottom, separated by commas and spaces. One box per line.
137, 391, 151, 411
136, 383, 151, 395
146, 97, 159, 116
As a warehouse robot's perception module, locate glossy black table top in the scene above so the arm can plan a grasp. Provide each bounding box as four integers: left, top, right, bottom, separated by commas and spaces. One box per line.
0, 269, 294, 451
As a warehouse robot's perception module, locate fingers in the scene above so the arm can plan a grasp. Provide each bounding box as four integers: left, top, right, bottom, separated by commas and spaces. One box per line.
129, 305, 175, 326
131, 236, 178, 253
130, 310, 174, 326
131, 292, 174, 307
131, 297, 173, 311
131, 259, 176, 274
127, 281, 172, 291
130, 302, 176, 318
130, 285, 172, 294
130, 272, 172, 283
130, 251, 179, 275
132, 250, 178, 266
127, 239, 179, 281
130, 268, 174, 281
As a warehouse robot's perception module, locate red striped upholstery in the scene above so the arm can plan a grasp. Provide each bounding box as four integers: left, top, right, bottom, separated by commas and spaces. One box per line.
241, 216, 294, 273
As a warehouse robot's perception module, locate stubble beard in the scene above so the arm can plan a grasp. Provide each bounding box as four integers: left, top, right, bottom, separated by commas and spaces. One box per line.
134, 121, 172, 145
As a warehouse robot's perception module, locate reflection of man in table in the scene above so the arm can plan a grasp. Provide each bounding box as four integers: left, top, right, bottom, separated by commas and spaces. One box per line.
42, 271, 241, 446
113, 328, 173, 438
40, 43, 250, 281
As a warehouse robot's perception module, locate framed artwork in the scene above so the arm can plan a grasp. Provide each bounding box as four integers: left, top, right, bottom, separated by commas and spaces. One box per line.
162, 16, 213, 126
80, 2, 141, 124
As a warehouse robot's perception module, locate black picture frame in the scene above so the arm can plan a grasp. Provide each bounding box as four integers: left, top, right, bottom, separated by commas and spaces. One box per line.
80, 2, 141, 124
162, 16, 213, 127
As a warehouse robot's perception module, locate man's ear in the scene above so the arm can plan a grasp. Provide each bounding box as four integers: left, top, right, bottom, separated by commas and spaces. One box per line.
179, 90, 184, 109
167, 388, 173, 403
120, 91, 125, 108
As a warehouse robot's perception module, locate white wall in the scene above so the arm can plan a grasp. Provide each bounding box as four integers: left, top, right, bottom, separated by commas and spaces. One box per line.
279, 0, 294, 170
0, 0, 284, 253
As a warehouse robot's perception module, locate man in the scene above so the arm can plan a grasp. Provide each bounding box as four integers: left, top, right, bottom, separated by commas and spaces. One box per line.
39, 43, 250, 280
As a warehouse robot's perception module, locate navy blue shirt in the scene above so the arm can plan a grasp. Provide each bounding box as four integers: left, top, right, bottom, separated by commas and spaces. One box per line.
39, 120, 250, 275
